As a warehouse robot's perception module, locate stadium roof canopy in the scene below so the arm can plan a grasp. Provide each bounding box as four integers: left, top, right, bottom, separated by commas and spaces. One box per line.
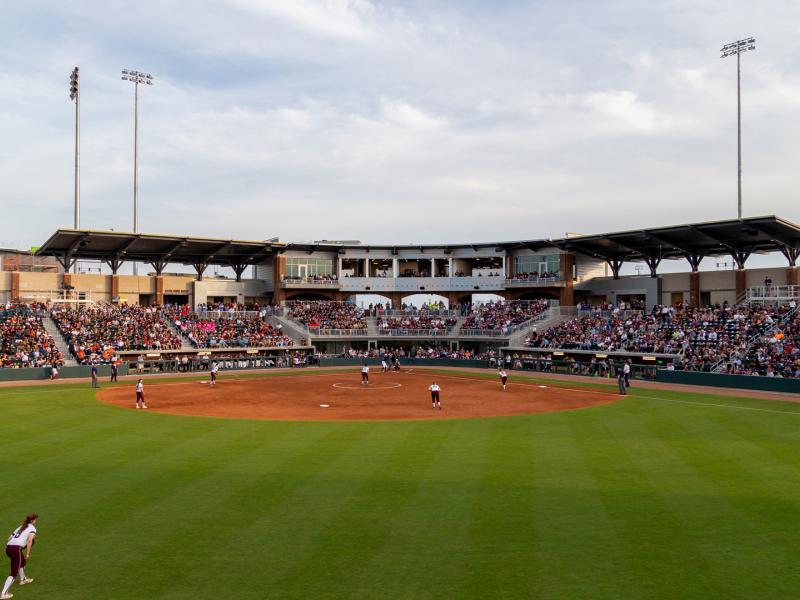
36, 215, 800, 278
36, 229, 285, 279
539, 215, 800, 276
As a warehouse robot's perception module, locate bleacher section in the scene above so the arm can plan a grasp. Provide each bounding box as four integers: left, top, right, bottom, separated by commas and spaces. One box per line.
525, 303, 800, 375
0, 302, 64, 368
163, 305, 293, 348
50, 304, 183, 364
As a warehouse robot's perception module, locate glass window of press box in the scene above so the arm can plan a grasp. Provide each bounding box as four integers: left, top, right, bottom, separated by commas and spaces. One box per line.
285, 257, 334, 278
513, 255, 561, 276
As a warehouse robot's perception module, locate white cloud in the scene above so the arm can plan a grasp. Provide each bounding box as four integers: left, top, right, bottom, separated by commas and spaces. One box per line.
0, 0, 799, 252
231, 0, 377, 42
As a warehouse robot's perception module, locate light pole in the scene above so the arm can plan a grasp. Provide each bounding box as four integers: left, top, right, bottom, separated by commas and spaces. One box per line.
121, 69, 154, 275
69, 67, 80, 273
721, 37, 755, 220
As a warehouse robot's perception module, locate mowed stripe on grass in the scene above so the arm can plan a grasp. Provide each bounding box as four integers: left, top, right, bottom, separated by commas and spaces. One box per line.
1, 371, 800, 599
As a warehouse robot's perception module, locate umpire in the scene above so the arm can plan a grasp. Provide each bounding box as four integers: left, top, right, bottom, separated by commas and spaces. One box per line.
616, 364, 628, 395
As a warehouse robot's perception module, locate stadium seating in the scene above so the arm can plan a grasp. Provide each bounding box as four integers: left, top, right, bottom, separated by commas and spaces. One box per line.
460, 300, 550, 332
50, 304, 183, 363
525, 303, 799, 373
0, 302, 63, 368
286, 301, 367, 331
376, 315, 457, 332
722, 306, 800, 377
163, 305, 293, 348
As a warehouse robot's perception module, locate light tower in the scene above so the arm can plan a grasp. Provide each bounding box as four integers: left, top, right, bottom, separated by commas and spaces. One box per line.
69, 67, 80, 273
121, 69, 154, 275
720, 37, 756, 219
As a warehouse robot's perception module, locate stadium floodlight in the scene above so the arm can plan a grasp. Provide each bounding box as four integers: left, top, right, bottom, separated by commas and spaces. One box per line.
720, 37, 756, 220
69, 67, 81, 273
121, 69, 155, 275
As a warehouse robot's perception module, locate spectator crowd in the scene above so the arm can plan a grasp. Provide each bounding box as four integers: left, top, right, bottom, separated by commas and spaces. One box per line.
0, 302, 64, 368
163, 305, 293, 348
525, 301, 800, 376
287, 301, 367, 331
51, 304, 183, 364
461, 300, 550, 333
376, 315, 456, 332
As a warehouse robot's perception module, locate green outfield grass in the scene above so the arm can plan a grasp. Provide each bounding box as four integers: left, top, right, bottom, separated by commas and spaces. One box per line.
1, 369, 800, 599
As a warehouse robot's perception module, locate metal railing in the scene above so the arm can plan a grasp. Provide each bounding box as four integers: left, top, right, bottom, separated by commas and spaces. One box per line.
281, 277, 340, 288
504, 275, 564, 287
377, 328, 453, 337
744, 285, 800, 304
19, 290, 94, 304
194, 309, 282, 320
308, 327, 370, 336
368, 309, 460, 317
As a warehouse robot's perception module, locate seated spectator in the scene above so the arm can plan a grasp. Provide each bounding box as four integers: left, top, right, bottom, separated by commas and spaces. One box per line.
461, 300, 549, 333
286, 301, 367, 331
163, 305, 293, 349
51, 303, 183, 363
1, 302, 64, 368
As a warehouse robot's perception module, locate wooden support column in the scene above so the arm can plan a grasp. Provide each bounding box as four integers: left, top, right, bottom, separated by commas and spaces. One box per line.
689, 271, 700, 307
10, 272, 20, 302
155, 276, 165, 306
559, 253, 574, 306
787, 267, 798, 286
735, 269, 747, 301
111, 275, 120, 302
272, 256, 285, 304
389, 292, 403, 309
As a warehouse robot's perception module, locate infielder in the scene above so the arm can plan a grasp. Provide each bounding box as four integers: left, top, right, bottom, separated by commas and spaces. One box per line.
429, 382, 441, 409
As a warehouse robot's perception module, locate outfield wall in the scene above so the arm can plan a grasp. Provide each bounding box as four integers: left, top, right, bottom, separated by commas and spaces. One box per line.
0, 364, 126, 382
656, 369, 800, 394
318, 358, 493, 369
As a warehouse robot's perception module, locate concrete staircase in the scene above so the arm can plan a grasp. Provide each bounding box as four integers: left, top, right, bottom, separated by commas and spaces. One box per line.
160, 314, 195, 349
366, 317, 379, 336
43, 315, 78, 366
507, 308, 577, 347
270, 315, 312, 346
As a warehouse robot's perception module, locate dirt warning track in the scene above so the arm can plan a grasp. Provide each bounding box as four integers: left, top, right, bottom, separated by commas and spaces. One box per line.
97, 369, 621, 421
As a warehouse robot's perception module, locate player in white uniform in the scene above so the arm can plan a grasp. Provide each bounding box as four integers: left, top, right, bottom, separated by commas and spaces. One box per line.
428, 382, 441, 409
135, 379, 147, 409
210, 363, 219, 386
499, 369, 508, 390
381, 358, 388, 373
2, 514, 38, 599
361, 365, 370, 384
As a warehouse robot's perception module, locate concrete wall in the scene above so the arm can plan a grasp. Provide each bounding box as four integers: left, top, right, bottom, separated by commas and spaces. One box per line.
15, 272, 62, 301
574, 256, 607, 282
192, 279, 271, 308
576, 275, 660, 307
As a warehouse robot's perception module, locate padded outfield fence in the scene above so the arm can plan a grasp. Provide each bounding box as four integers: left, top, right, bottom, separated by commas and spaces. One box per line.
1, 356, 797, 393
0, 355, 312, 382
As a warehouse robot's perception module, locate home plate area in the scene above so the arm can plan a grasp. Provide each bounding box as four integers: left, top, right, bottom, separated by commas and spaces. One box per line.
98, 369, 620, 421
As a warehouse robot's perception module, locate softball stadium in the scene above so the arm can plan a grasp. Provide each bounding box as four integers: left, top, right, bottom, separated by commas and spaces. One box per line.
1, 216, 800, 599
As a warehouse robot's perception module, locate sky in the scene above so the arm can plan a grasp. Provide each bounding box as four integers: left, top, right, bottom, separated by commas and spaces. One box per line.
1, 0, 799, 270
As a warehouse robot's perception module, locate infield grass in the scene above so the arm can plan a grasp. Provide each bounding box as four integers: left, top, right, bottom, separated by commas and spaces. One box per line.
1, 369, 799, 599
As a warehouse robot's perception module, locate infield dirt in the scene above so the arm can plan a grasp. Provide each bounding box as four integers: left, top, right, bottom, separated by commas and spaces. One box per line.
97, 369, 621, 421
